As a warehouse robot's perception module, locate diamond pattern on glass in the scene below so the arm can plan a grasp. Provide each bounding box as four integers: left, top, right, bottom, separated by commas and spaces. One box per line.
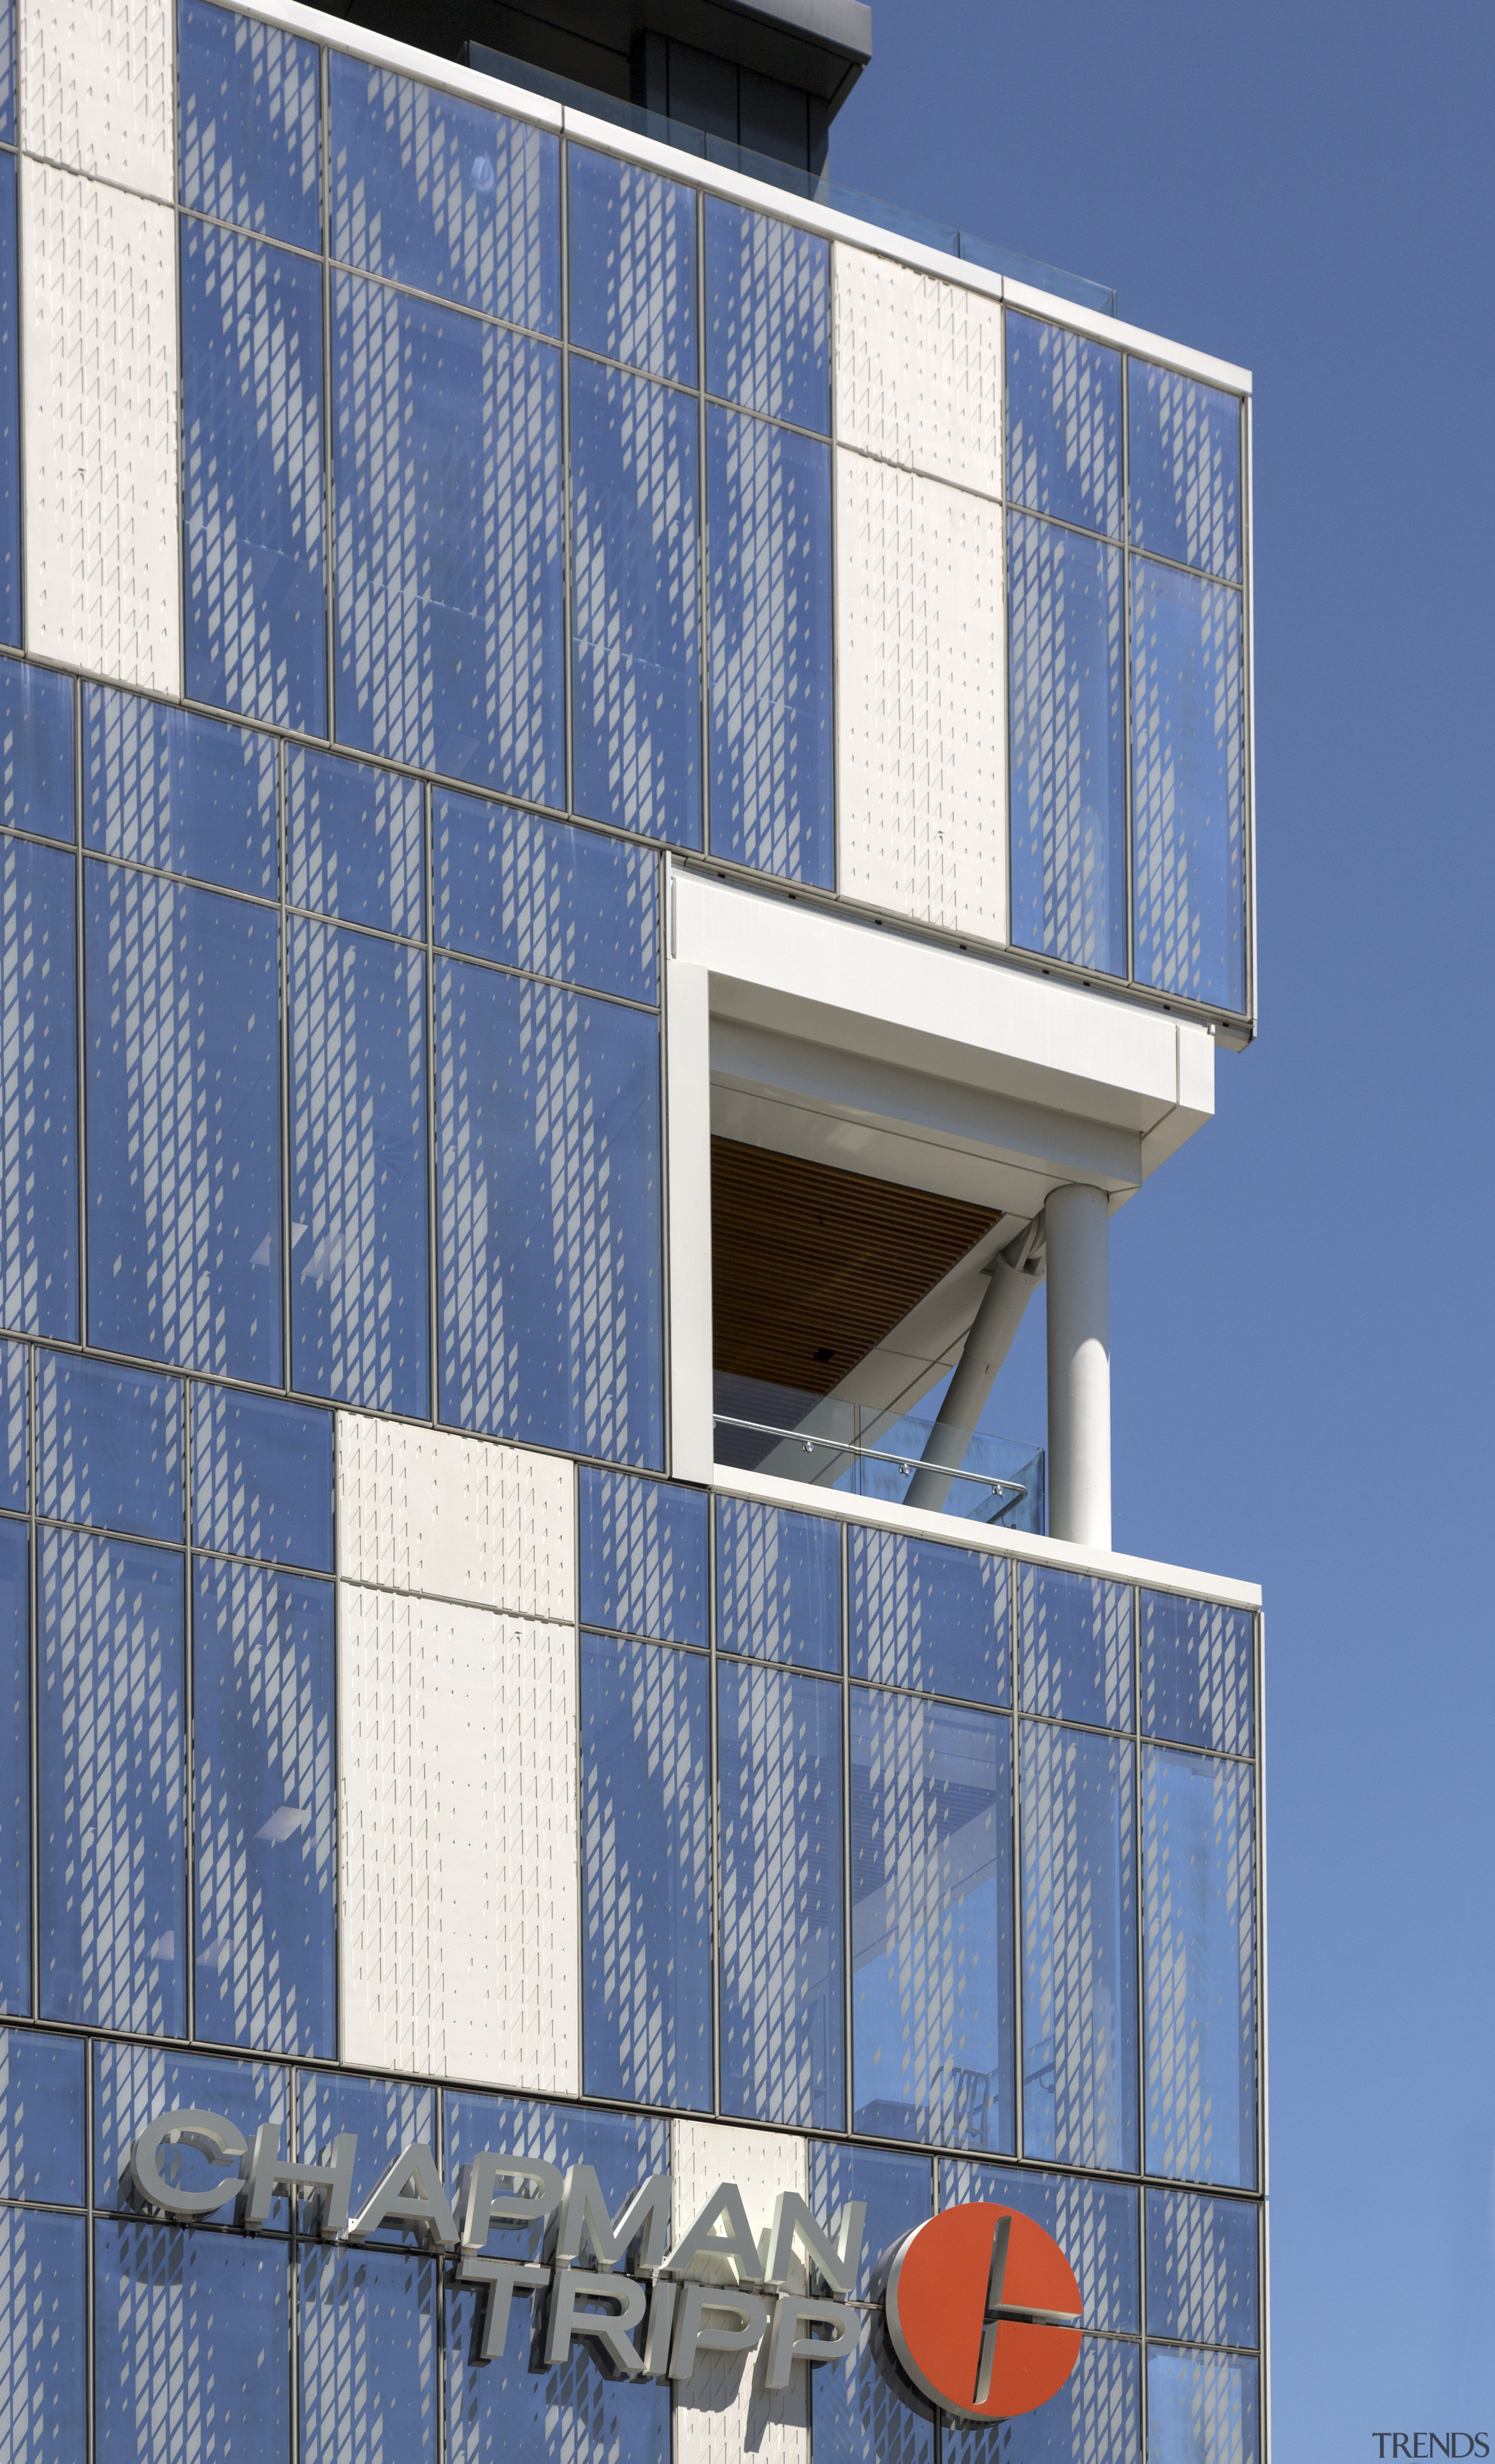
1009, 511, 1126, 976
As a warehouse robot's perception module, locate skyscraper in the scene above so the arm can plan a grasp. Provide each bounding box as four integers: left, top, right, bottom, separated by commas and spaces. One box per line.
0, 0, 1264, 2455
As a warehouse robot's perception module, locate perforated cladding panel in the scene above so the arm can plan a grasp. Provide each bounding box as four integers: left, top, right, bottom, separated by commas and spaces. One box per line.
671, 2117, 810, 2464
20, 163, 180, 691
335, 1412, 575, 1621
338, 1586, 579, 2090
836, 453, 1007, 944
19, 0, 173, 197
833, 246, 1002, 501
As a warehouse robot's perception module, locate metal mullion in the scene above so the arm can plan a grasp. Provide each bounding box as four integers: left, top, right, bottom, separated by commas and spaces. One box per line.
84, 1999, 96, 2464
838, 1517, 851, 2135
423, 782, 439, 1425
707, 1489, 721, 2119
74, 710, 88, 1351
559, 135, 573, 825
319, 42, 336, 753
1121, 352, 1135, 989
1007, 1556, 1022, 2163
696, 184, 710, 859
1132, 1582, 1147, 2363
26, 1339, 37, 2021
78, 842, 280, 911
573, 1465, 587, 2100
279, 743, 294, 1393
183, 1398, 196, 2045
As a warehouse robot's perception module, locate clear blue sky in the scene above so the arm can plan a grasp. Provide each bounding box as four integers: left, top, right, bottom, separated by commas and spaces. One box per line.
831, 3, 1495, 2449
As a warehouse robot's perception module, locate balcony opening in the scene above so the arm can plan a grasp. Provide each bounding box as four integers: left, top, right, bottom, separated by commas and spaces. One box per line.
710, 1137, 1044, 1531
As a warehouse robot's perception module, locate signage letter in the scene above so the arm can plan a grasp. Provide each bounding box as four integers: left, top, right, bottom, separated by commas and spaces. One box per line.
763, 2293, 858, 2389
458, 2153, 563, 2253
667, 2283, 770, 2378
244, 2125, 357, 2234
347, 2144, 459, 2250
663, 2182, 762, 2284
460, 2257, 551, 2361
760, 2193, 866, 2295
555, 2166, 672, 2271
544, 2264, 647, 2374
127, 2110, 248, 2218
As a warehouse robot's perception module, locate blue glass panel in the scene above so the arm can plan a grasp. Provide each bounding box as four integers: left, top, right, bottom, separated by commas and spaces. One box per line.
811, 2305, 934, 2464
944, 2331, 1139, 2464
0, 2028, 85, 2201
95, 2223, 291, 2462
296, 2073, 434, 2249
1142, 1746, 1257, 2190
579, 1469, 706, 1646
1131, 558, 1246, 1013
1141, 1593, 1253, 1757
447, 2278, 669, 2464
37, 1353, 182, 1539
581, 1632, 712, 2110
183, 218, 326, 735
302, 2245, 437, 2463
1129, 366, 1242, 582
1006, 312, 1122, 538
0, 1522, 23, 2011
1018, 1565, 1132, 1731
0, 661, 74, 842
806, 2142, 931, 2299
1009, 513, 1126, 975
0, 1335, 20, 1507
1021, 1722, 1137, 2171
93, 2040, 287, 2215
718, 1658, 843, 2128
571, 359, 701, 849
435, 794, 659, 1004
289, 918, 429, 1415
436, 960, 662, 1463
851, 1690, 1012, 2150
443, 2091, 668, 2257
0, 836, 77, 1339
849, 1527, 1007, 1705
1146, 2348, 1258, 2464
39, 1533, 185, 2033
568, 146, 696, 384
941, 2160, 1138, 2335
1146, 2189, 1257, 2349
704, 196, 829, 433
179, 0, 322, 249
0, 2209, 86, 2463
329, 57, 559, 333
84, 683, 277, 895
716, 1496, 839, 1673
192, 1386, 334, 1570
0, 159, 18, 646
707, 405, 833, 884
288, 746, 423, 937
194, 1561, 335, 2055
85, 864, 282, 1382
333, 274, 564, 805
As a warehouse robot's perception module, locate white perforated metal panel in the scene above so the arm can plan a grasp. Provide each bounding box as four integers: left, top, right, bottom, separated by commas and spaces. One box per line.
671, 2118, 810, 2464
834, 245, 1003, 501
338, 1586, 579, 2091
20, 162, 179, 691
335, 1413, 575, 1623
836, 451, 1007, 944
20, 0, 175, 199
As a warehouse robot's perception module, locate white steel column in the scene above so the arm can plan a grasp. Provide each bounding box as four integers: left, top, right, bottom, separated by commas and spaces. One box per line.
1045, 1183, 1111, 1549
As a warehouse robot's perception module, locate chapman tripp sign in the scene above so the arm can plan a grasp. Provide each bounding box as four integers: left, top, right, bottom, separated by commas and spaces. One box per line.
128, 2111, 1083, 2418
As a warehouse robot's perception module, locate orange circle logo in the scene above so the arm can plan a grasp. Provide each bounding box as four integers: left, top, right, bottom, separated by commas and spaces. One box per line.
885, 2204, 1083, 2422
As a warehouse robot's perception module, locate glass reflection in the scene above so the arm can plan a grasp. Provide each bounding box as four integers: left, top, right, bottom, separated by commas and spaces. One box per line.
1020, 1722, 1138, 2170
1143, 1746, 1257, 2189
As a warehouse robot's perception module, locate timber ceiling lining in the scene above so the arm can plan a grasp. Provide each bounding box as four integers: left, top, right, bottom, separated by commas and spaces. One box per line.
711, 1137, 1001, 1398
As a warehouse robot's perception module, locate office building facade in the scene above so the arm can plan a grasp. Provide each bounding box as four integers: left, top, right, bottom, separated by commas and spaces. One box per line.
0, 0, 1265, 2453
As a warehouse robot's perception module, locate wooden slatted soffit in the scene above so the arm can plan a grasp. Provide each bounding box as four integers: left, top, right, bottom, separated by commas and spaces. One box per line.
711, 1137, 1002, 1399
